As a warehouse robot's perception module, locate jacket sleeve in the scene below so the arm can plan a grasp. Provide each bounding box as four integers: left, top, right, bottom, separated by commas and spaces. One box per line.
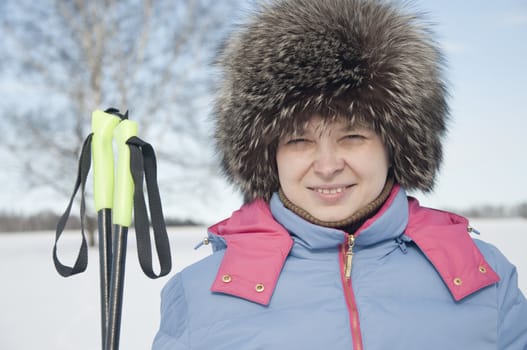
152, 273, 191, 350
497, 265, 527, 349
487, 244, 527, 349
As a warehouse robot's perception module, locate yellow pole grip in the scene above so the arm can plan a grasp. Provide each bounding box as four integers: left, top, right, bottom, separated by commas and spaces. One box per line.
92, 110, 121, 211
112, 119, 138, 227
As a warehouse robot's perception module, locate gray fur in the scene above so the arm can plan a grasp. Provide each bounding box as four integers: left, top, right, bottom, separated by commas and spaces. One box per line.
214, 0, 449, 201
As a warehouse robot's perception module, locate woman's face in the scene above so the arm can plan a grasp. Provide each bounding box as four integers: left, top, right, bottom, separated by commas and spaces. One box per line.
276, 116, 390, 222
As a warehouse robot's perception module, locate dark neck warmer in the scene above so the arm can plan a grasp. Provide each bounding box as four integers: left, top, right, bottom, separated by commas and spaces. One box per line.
278, 176, 395, 233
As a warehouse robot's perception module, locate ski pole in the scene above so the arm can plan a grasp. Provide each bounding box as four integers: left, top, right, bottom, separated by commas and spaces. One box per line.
91, 109, 123, 348
105, 118, 137, 350
53, 108, 172, 350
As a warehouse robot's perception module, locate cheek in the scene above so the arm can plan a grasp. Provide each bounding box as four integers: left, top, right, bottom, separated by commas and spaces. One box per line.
372, 151, 390, 174
276, 150, 310, 185
353, 148, 390, 177
276, 149, 294, 183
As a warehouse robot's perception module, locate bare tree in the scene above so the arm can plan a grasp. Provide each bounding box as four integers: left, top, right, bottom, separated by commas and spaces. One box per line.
0, 0, 239, 227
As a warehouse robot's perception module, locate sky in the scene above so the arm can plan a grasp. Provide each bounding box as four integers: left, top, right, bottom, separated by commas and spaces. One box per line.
404, 0, 527, 210
0, 0, 526, 224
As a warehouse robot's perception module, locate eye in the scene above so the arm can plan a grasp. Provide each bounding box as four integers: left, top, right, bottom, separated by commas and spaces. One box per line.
285, 138, 310, 145
343, 134, 366, 140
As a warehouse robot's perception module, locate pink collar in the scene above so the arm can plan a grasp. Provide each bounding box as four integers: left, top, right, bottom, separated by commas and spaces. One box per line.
208, 200, 293, 305
404, 198, 500, 301
208, 194, 499, 305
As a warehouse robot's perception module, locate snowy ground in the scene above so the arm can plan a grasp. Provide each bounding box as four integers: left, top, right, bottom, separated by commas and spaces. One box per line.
0, 219, 525, 350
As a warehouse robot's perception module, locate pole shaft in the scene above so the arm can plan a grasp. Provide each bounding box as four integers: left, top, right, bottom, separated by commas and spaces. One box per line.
105, 225, 128, 350
97, 209, 112, 348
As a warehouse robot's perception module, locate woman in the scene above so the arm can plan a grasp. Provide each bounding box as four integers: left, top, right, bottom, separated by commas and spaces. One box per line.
153, 0, 527, 349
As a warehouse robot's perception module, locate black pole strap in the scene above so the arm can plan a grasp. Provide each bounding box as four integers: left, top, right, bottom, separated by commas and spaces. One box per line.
127, 136, 172, 279
53, 133, 93, 277
53, 129, 172, 280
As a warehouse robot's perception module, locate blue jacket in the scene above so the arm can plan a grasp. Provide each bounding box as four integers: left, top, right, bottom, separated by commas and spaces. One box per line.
153, 187, 527, 349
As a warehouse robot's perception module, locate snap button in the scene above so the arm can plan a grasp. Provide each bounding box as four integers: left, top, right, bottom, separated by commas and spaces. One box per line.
467, 225, 480, 234
221, 274, 232, 283
453, 277, 462, 286
255, 283, 265, 293
202, 237, 210, 245
479, 266, 487, 274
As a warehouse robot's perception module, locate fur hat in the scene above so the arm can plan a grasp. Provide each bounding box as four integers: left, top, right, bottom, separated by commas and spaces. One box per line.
214, 0, 449, 201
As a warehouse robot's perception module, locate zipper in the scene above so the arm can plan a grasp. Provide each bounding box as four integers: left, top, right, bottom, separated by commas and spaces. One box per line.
344, 234, 355, 280
340, 234, 363, 350
194, 236, 210, 249
193, 234, 226, 250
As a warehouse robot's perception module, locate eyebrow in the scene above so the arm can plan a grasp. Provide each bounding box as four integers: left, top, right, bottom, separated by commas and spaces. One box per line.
285, 119, 371, 138
340, 123, 370, 132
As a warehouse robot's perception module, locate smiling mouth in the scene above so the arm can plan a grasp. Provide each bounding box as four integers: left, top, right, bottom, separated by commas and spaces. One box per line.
309, 185, 353, 194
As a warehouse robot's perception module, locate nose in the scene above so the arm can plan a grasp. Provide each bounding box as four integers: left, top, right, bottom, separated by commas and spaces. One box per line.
312, 142, 344, 179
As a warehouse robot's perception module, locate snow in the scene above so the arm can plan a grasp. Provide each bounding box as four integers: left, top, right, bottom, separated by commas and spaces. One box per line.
0, 220, 525, 350
0, 227, 210, 350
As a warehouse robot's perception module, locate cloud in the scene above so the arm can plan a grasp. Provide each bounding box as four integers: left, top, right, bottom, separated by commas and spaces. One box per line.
442, 41, 467, 54
500, 13, 527, 26
0, 80, 29, 94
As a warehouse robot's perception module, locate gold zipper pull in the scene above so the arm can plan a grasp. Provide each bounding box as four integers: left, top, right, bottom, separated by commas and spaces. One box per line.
344, 235, 355, 280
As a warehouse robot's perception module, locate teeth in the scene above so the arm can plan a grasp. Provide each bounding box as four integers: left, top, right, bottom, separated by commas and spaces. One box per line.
316, 187, 343, 194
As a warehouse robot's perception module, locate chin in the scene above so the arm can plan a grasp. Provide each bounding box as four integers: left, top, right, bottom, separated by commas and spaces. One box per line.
312, 210, 354, 223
